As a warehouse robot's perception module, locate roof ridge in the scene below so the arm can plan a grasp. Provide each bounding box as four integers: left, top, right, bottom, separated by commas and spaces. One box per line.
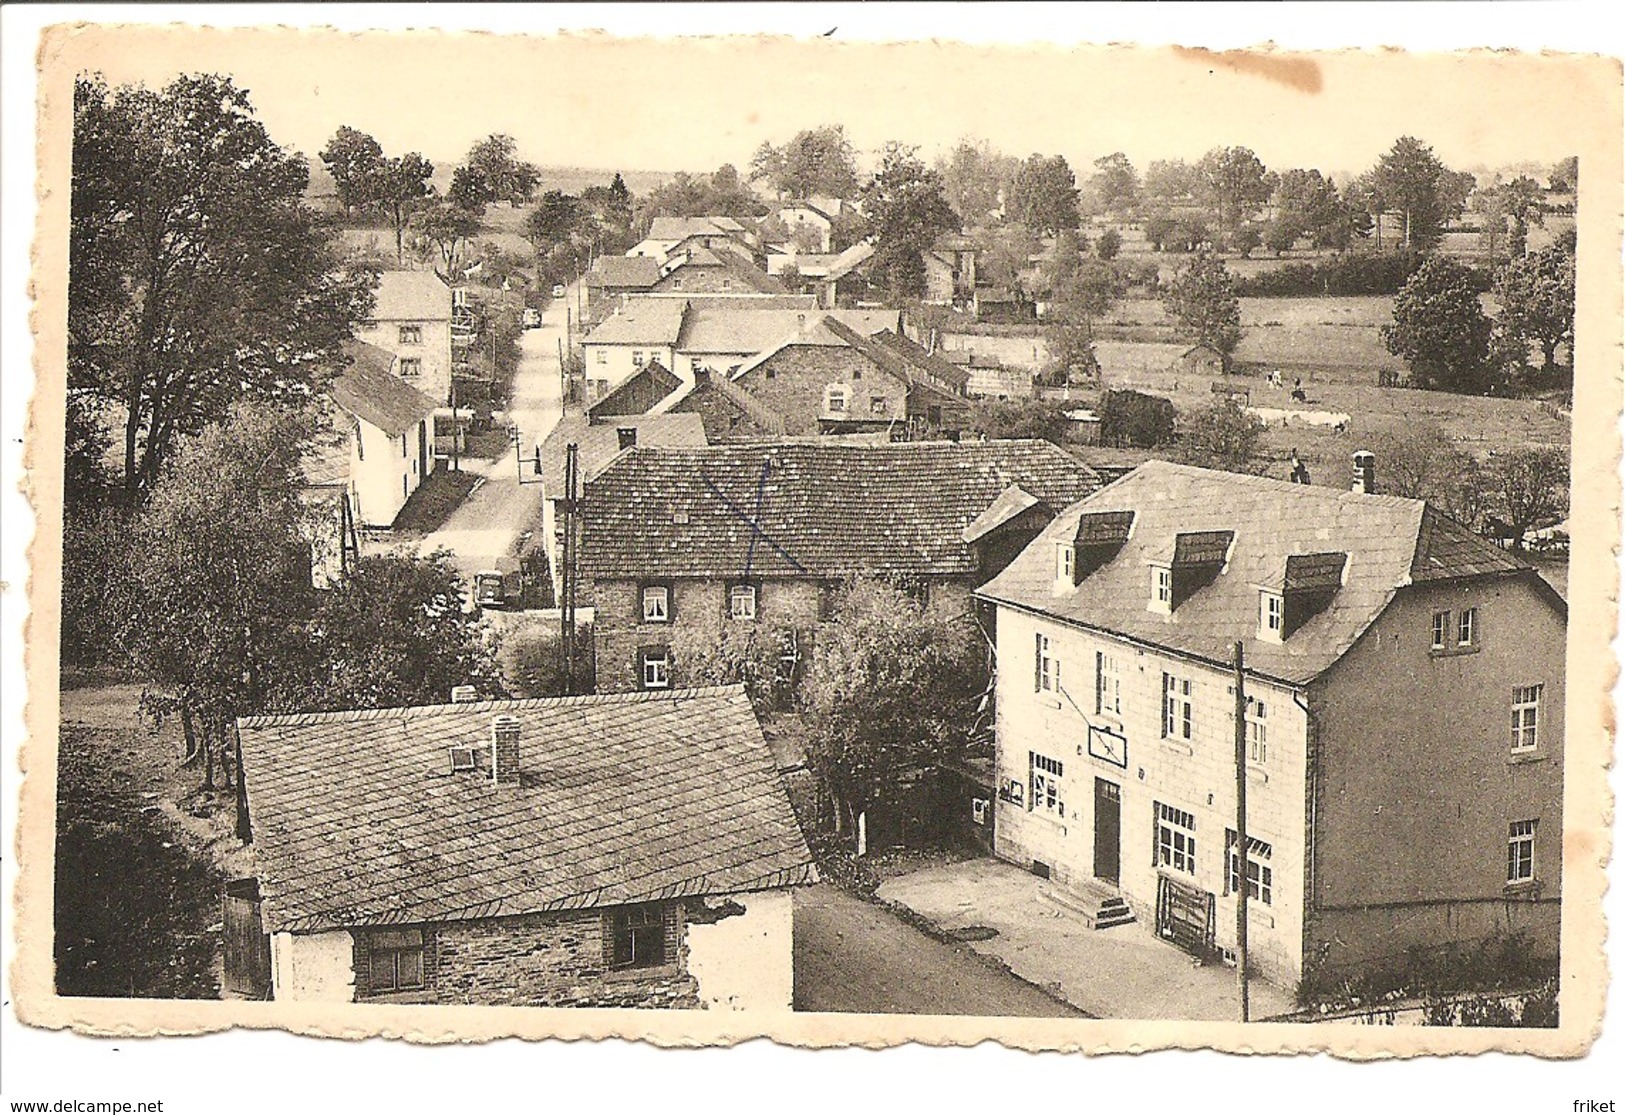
238, 684, 749, 729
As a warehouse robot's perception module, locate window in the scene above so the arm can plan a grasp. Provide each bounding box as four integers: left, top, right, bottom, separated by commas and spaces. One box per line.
1095, 651, 1123, 717
640, 647, 671, 690
1150, 565, 1172, 612
869, 396, 888, 415
366, 927, 426, 994
1226, 831, 1274, 905
609, 904, 668, 969
1155, 802, 1197, 874
729, 583, 758, 620
1057, 544, 1075, 583
1035, 633, 1058, 693
852, 368, 862, 380
1507, 820, 1536, 884
641, 584, 670, 623
1260, 592, 1283, 640
1458, 607, 1478, 648
398, 324, 423, 346
1431, 610, 1450, 651
1162, 674, 1193, 740
1245, 696, 1268, 765
595, 349, 608, 365
398, 357, 422, 379
400, 433, 409, 458
1512, 684, 1542, 752
824, 384, 849, 413
671, 277, 684, 290
691, 356, 704, 374
632, 350, 646, 367
1029, 752, 1064, 817
721, 278, 733, 291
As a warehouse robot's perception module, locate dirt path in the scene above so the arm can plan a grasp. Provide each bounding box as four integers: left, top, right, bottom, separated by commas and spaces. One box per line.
792, 883, 1083, 1017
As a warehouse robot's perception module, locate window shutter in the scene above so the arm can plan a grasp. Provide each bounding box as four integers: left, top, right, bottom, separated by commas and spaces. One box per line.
1160, 673, 1170, 736
1152, 801, 1160, 866
601, 912, 617, 970
663, 902, 682, 967
1095, 651, 1104, 714
1034, 633, 1043, 692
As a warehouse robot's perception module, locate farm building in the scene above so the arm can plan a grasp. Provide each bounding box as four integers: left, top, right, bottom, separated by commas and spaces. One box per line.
1172, 343, 1232, 377
231, 686, 816, 1008
976, 459, 1565, 995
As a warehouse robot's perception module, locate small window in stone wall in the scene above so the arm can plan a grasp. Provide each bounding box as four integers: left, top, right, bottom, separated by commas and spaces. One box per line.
604, 903, 677, 970
361, 926, 430, 995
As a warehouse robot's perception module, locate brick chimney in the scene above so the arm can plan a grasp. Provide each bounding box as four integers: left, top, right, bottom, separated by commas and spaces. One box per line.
1351, 451, 1376, 495
491, 715, 521, 784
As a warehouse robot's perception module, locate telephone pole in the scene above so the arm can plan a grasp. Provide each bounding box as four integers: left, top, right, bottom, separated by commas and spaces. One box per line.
560, 443, 581, 695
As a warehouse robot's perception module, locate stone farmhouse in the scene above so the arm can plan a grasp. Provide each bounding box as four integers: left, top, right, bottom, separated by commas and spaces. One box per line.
354, 270, 454, 406
580, 440, 1101, 695
975, 459, 1565, 994
232, 686, 816, 1008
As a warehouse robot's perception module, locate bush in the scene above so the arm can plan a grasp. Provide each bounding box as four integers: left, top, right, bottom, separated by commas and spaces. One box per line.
969, 398, 1072, 444
1100, 389, 1176, 448
1232, 249, 1496, 298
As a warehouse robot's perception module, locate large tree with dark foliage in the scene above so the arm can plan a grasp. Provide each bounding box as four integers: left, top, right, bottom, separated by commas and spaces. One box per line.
1372, 136, 1465, 251
449, 133, 539, 212
1495, 245, 1575, 372
319, 125, 385, 217
860, 142, 961, 301
750, 125, 859, 200
1383, 255, 1494, 392
1197, 146, 1272, 247
1161, 252, 1243, 357
319, 126, 434, 262
1008, 153, 1081, 237
70, 74, 375, 502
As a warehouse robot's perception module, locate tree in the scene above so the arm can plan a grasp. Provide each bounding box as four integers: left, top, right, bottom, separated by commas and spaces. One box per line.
671, 622, 802, 713
1008, 154, 1081, 237
373, 151, 436, 265
1161, 252, 1243, 356
968, 398, 1071, 443
1272, 168, 1351, 251
1088, 152, 1140, 216
1373, 136, 1458, 251
1096, 228, 1122, 260
1346, 171, 1389, 251
800, 577, 983, 844
1144, 159, 1199, 201
1383, 255, 1494, 392
1099, 389, 1176, 448
411, 202, 482, 271
581, 172, 635, 252
751, 125, 859, 200
935, 138, 1014, 228
1232, 224, 1263, 259
449, 133, 539, 212
1549, 156, 1579, 194
1045, 259, 1124, 376
1178, 397, 1265, 473
860, 142, 961, 301
277, 551, 503, 712
70, 74, 375, 501
1495, 246, 1575, 371
526, 189, 586, 251
1197, 146, 1272, 246
1475, 175, 1546, 258
1487, 447, 1570, 550
1362, 423, 1488, 528
633, 165, 767, 228
319, 125, 384, 217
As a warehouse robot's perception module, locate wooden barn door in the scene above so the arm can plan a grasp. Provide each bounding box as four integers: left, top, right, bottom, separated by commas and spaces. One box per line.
222, 878, 272, 999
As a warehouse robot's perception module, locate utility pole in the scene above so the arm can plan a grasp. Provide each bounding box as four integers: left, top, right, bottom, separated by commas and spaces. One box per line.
1233, 639, 1250, 1023
560, 443, 580, 695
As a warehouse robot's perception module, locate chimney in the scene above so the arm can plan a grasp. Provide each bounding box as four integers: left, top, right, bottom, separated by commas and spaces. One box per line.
617, 426, 638, 451
450, 685, 479, 704
1351, 451, 1376, 495
491, 715, 521, 784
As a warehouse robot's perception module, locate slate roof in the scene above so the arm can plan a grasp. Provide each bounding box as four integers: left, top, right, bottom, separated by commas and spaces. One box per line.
824, 240, 876, 281
238, 686, 816, 934
869, 330, 973, 392
976, 460, 1545, 686
962, 484, 1044, 544
371, 270, 451, 322
582, 298, 688, 347
587, 360, 684, 419
646, 216, 750, 243
328, 341, 438, 437
678, 306, 899, 356
582, 440, 1101, 580
663, 247, 786, 293
585, 256, 662, 290
539, 411, 708, 499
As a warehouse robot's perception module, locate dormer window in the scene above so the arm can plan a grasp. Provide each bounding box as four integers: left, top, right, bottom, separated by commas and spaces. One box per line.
1149, 565, 1172, 614
1259, 591, 1284, 642
1057, 544, 1075, 584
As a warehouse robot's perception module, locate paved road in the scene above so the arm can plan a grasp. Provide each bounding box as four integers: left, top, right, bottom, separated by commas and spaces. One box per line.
793, 883, 1084, 1017
417, 291, 568, 583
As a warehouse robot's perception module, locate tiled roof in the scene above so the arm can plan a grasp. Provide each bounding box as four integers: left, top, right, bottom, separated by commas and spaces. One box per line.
587, 360, 683, 419
539, 411, 708, 499
582, 298, 688, 347
329, 341, 437, 436
371, 270, 450, 322
238, 686, 816, 933
586, 256, 662, 290
582, 441, 1101, 581
679, 306, 899, 356
824, 240, 876, 281
647, 216, 750, 243
976, 460, 1543, 685
869, 331, 973, 391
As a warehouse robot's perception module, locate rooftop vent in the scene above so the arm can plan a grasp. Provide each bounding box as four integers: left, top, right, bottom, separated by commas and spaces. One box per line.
448, 745, 478, 773
450, 685, 479, 704
491, 715, 521, 785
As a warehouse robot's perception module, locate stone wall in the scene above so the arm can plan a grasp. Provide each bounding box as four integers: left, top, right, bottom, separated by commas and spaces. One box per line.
735, 344, 901, 436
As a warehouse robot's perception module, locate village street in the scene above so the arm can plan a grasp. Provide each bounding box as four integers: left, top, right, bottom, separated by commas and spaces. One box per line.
414, 292, 570, 584
793, 884, 1083, 1017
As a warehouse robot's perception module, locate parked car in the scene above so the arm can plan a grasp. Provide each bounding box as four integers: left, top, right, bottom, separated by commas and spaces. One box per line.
474, 570, 508, 609
522, 308, 541, 329
551, 283, 566, 298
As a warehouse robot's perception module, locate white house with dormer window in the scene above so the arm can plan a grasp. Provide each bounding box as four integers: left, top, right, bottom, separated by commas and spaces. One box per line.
976, 460, 1567, 996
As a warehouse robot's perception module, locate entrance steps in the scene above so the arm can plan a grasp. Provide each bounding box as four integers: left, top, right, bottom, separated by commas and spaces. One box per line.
1039, 876, 1137, 930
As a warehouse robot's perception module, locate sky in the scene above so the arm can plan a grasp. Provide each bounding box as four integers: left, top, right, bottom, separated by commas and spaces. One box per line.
48, 15, 1610, 185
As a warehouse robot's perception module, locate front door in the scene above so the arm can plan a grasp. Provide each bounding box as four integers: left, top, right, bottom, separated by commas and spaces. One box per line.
1093, 778, 1121, 885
